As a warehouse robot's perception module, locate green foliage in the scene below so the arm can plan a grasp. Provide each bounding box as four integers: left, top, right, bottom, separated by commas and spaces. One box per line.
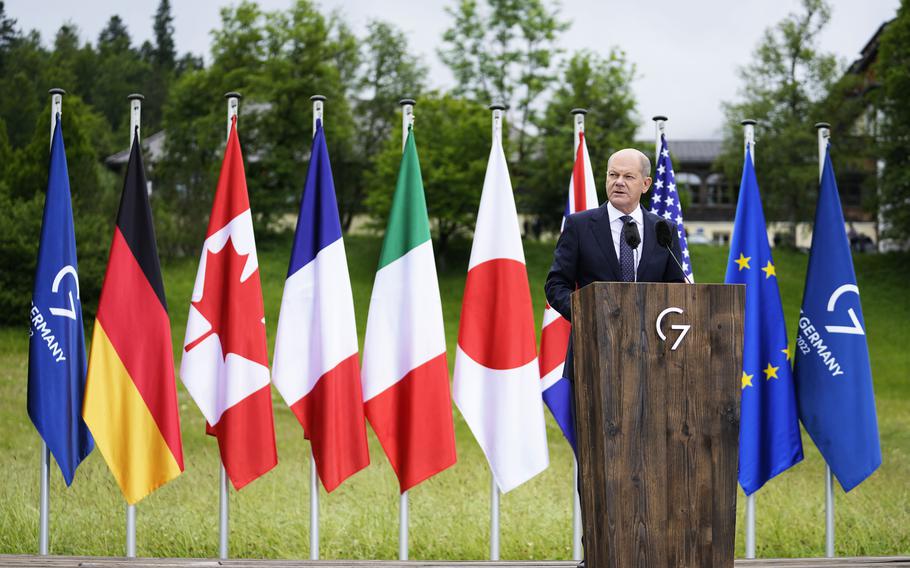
365, 93, 489, 262
524, 49, 638, 231
439, 0, 568, 167
716, 0, 869, 237
876, 0, 910, 244
155, 0, 361, 254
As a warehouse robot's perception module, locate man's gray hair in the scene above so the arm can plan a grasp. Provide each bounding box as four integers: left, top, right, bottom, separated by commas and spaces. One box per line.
607, 149, 651, 179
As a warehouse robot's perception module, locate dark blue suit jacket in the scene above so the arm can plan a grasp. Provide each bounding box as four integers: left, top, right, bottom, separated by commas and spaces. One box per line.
544, 203, 687, 381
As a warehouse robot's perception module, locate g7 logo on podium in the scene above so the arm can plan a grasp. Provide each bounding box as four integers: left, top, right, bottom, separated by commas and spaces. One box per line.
656, 307, 691, 351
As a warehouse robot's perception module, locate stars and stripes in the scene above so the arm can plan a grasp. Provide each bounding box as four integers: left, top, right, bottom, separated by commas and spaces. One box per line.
651, 135, 694, 280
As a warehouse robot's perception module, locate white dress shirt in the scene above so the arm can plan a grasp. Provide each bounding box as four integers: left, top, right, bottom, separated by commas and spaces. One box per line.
606, 202, 644, 276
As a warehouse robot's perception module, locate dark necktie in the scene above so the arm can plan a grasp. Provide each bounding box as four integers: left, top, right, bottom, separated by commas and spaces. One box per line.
619, 215, 635, 282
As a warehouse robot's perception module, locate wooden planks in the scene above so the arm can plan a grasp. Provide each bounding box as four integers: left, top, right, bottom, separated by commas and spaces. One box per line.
571, 282, 744, 568
1, 555, 909, 567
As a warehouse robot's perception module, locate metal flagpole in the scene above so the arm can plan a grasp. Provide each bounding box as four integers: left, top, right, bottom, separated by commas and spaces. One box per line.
40, 87, 65, 557
741, 118, 757, 560
814, 121, 835, 559
308, 93, 326, 562
397, 97, 415, 562
653, 115, 668, 164
124, 93, 144, 559
488, 100, 507, 562
570, 107, 586, 563
218, 90, 241, 561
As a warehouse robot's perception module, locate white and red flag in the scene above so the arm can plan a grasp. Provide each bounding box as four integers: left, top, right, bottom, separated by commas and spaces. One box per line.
453, 125, 549, 492
180, 116, 277, 489
539, 131, 598, 452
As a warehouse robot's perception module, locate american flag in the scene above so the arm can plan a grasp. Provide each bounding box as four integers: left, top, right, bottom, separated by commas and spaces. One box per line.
651, 134, 694, 281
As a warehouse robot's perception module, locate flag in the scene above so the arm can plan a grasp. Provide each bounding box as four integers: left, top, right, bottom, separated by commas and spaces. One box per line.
793, 146, 880, 492
651, 134, 694, 281
539, 131, 598, 453
272, 119, 369, 492
725, 148, 803, 495
361, 126, 456, 492
83, 134, 184, 503
27, 117, 93, 485
453, 127, 548, 492
180, 116, 277, 489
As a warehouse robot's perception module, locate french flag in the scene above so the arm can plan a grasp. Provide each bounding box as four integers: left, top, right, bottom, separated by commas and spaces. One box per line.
272, 119, 369, 492
539, 131, 598, 453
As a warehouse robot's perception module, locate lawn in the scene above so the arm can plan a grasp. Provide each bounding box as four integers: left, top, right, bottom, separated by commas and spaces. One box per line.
0, 234, 907, 560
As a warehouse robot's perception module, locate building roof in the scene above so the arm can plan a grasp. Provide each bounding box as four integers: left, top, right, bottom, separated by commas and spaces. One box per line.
667, 139, 723, 165
104, 130, 167, 167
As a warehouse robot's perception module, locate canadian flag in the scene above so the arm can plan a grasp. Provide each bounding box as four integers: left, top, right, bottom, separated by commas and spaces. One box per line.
180, 116, 277, 489
453, 123, 548, 492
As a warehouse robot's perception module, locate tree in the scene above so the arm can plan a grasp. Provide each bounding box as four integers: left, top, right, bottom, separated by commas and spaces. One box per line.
365, 93, 489, 263
152, 0, 176, 70
525, 49, 638, 232
156, 0, 360, 253
92, 16, 150, 138
716, 0, 865, 243
876, 0, 910, 244
347, 20, 427, 229
439, 0, 567, 167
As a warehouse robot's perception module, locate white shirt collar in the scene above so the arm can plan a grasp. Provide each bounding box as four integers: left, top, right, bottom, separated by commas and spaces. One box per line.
606, 201, 643, 225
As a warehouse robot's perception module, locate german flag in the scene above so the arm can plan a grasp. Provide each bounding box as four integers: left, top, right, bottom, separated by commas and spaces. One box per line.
83, 133, 184, 504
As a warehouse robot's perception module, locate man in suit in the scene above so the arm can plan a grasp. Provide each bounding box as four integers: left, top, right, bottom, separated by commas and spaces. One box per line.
545, 148, 686, 567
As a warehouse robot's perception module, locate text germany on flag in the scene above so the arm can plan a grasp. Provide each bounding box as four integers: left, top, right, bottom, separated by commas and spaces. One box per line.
83, 135, 184, 504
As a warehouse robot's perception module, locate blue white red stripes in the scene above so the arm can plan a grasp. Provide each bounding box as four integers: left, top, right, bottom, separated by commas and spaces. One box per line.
272, 120, 369, 492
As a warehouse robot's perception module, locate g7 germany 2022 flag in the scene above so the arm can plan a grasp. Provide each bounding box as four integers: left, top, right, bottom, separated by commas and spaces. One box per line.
794, 145, 880, 492
84, 133, 184, 504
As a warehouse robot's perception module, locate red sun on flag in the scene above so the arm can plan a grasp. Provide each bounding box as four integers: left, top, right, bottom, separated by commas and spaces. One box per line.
185, 237, 268, 367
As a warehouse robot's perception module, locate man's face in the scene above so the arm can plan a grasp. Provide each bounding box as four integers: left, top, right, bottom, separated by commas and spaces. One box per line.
606, 151, 651, 214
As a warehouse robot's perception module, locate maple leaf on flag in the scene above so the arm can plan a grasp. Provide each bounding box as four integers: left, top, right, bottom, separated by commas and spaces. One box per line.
185, 237, 268, 367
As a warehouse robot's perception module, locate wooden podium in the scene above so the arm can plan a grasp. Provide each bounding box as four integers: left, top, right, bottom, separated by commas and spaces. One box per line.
571, 282, 744, 568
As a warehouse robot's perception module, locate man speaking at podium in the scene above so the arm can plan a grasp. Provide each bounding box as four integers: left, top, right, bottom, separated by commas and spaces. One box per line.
545, 147, 687, 382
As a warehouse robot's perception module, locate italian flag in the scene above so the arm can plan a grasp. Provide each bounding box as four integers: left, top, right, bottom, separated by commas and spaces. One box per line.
361, 126, 457, 492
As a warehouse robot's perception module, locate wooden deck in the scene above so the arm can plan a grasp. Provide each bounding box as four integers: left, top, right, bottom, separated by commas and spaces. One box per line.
2, 555, 910, 567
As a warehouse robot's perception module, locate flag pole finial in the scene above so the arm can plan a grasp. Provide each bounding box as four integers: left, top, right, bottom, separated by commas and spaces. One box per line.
489, 101, 507, 111
814, 122, 831, 130
399, 98, 416, 107
652, 115, 668, 122
127, 93, 145, 101
571, 108, 588, 115
310, 94, 326, 102
48, 87, 66, 96
741, 118, 757, 126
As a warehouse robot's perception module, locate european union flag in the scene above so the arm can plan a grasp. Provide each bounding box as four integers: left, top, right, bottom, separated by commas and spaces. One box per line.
793, 146, 880, 492
27, 117, 94, 485
725, 147, 803, 495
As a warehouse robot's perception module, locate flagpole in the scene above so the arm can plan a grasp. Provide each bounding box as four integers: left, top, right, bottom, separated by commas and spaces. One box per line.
308, 93, 326, 562
39, 87, 65, 557
397, 97, 415, 562
741, 118, 757, 560
570, 107, 586, 563
487, 101, 508, 562
814, 121, 835, 559
217, 90, 241, 562
121, 92, 146, 559
653, 115, 668, 165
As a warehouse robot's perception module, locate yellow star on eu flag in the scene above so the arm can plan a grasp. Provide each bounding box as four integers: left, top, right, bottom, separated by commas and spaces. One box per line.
735, 253, 751, 271
763, 362, 779, 380
742, 371, 754, 389
782, 346, 791, 361
761, 260, 776, 279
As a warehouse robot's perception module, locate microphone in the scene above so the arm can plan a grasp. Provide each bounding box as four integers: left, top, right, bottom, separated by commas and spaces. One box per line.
622, 219, 640, 282
656, 219, 692, 284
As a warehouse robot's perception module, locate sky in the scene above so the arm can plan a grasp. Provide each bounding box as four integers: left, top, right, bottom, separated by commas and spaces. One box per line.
5, 0, 901, 139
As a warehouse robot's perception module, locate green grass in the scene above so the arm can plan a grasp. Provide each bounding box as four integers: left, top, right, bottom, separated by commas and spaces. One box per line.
1, 235, 907, 559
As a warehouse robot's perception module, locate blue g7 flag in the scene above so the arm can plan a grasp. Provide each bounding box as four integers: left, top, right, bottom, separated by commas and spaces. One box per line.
27, 118, 94, 485
725, 147, 803, 495
794, 146, 880, 492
